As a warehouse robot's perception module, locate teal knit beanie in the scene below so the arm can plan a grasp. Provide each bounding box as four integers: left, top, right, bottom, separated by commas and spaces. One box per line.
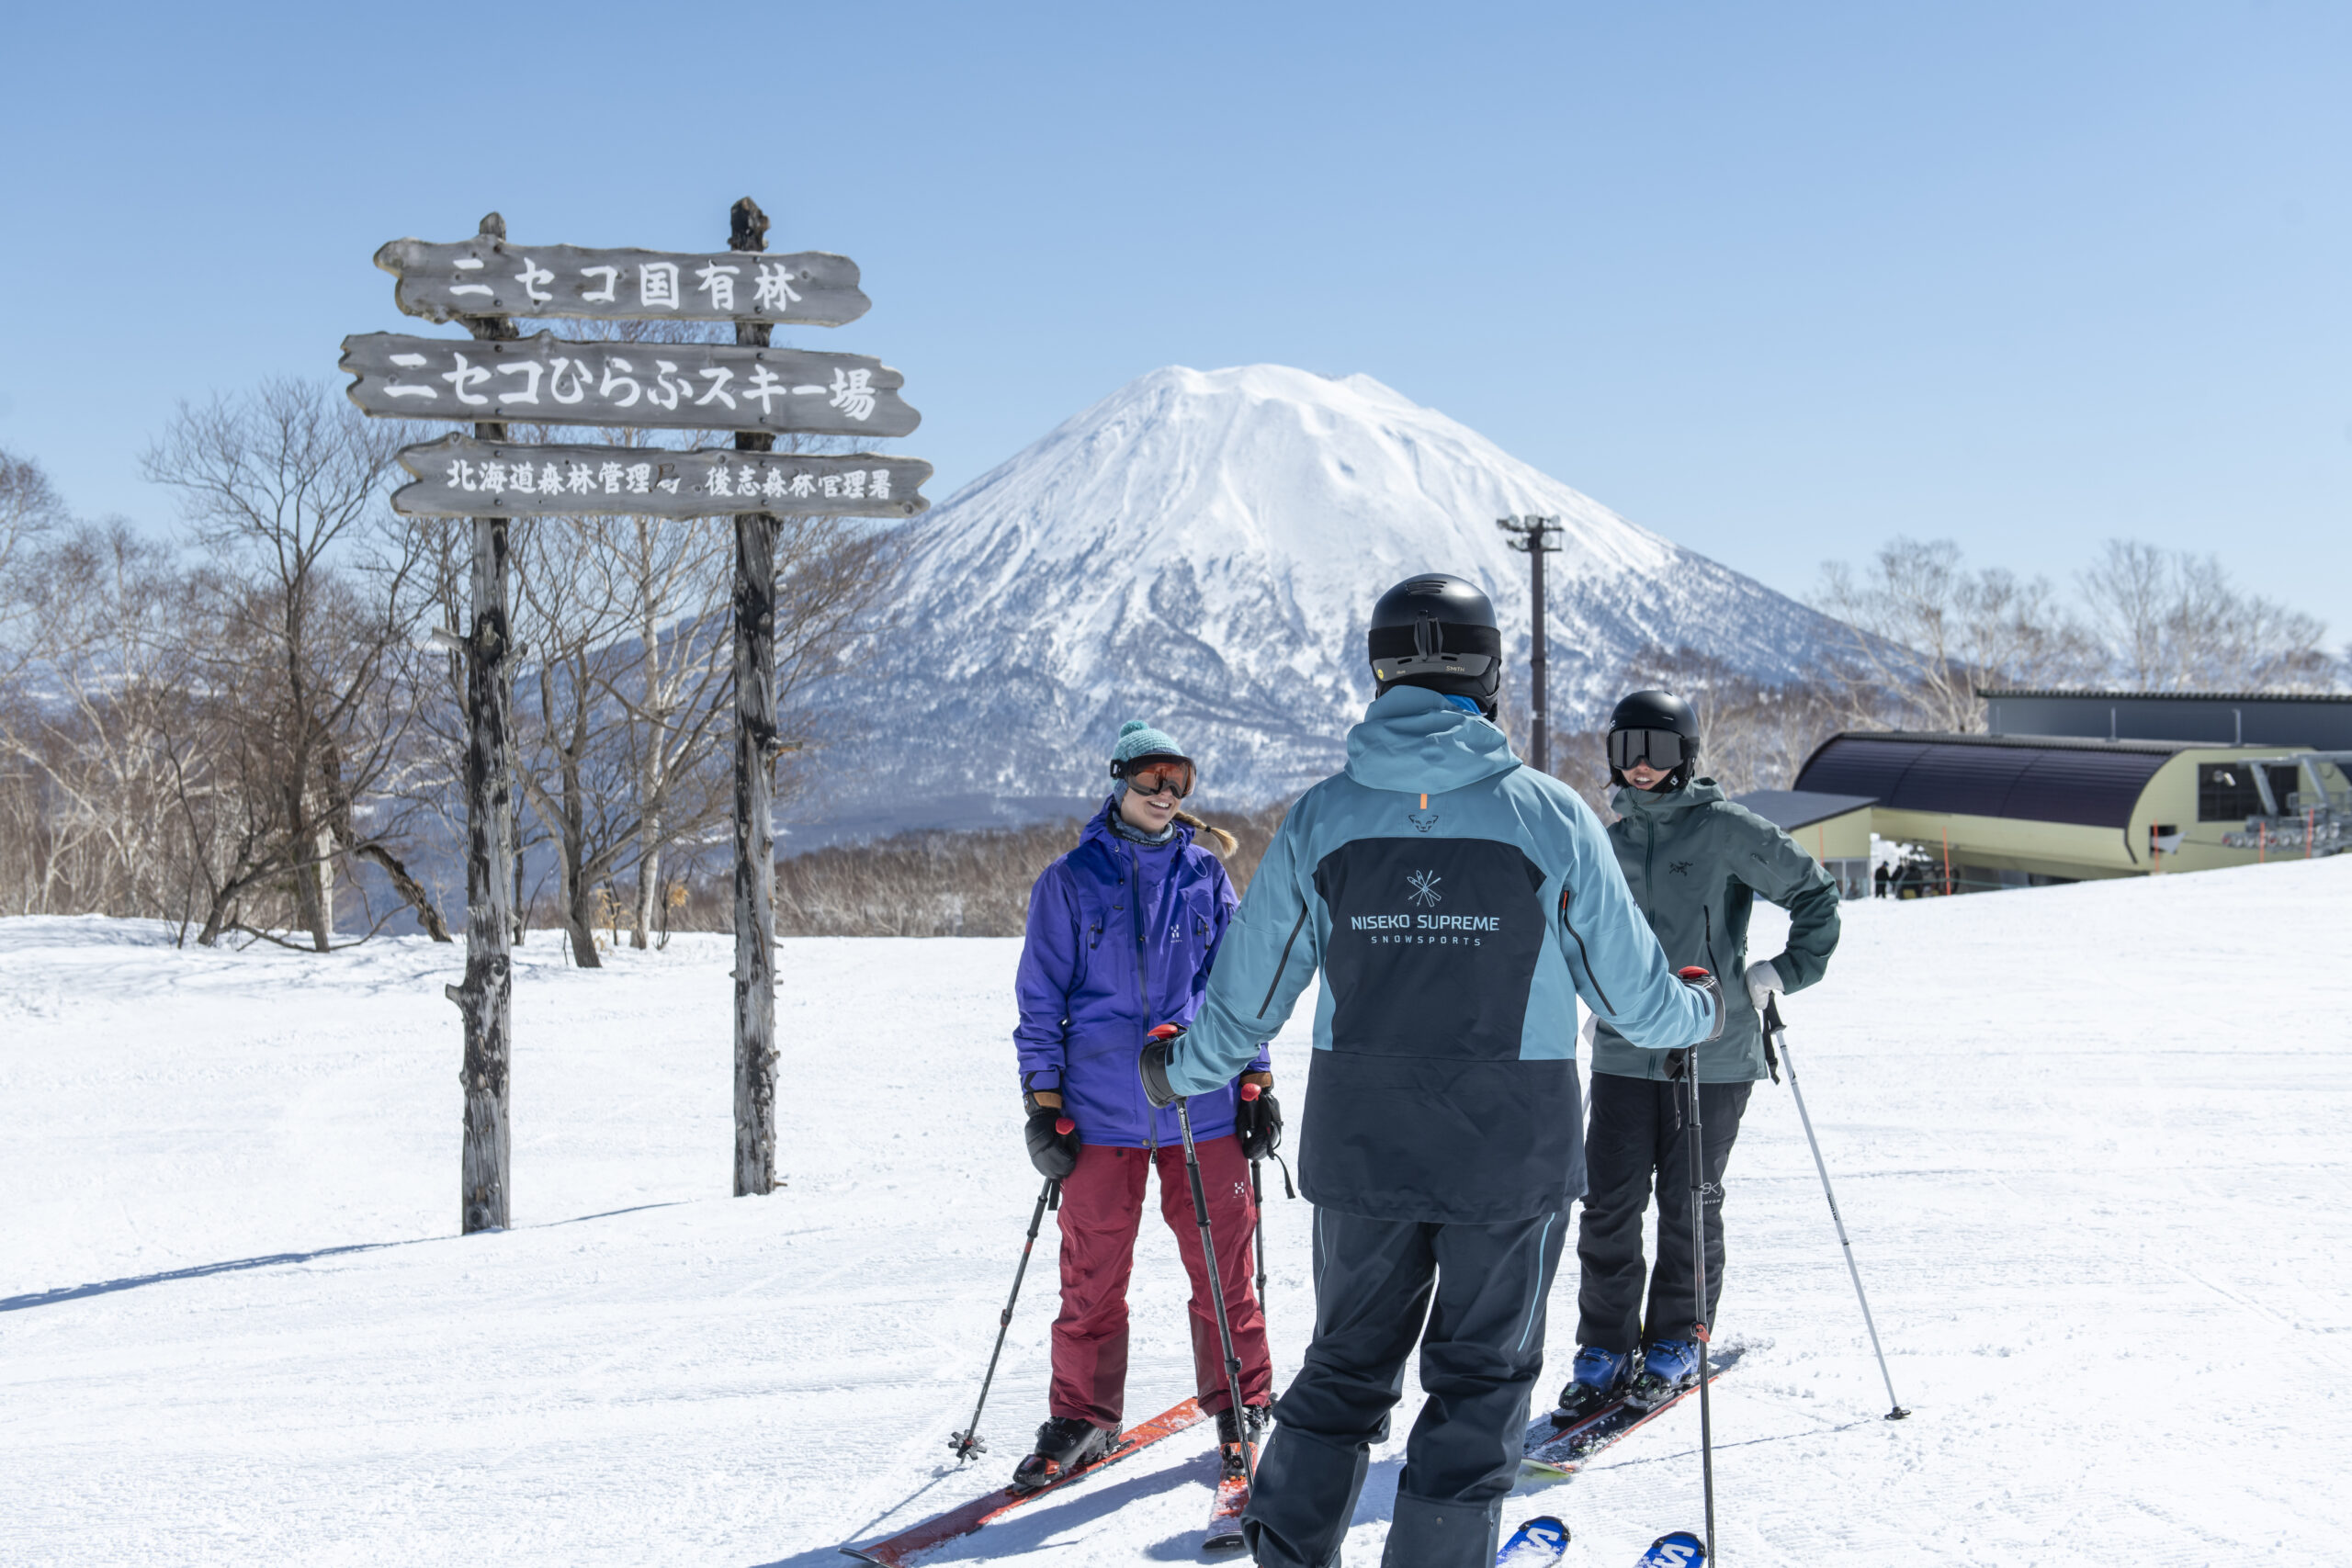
1110, 718, 1189, 795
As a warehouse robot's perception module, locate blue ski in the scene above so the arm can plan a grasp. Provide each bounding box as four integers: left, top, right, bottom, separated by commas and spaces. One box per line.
1634, 1530, 1705, 1566
1496, 1515, 1569, 1565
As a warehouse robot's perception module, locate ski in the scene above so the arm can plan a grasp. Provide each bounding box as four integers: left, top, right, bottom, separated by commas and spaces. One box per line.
1521, 1345, 1747, 1476
1634, 1529, 1706, 1566
1204, 1457, 1250, 1551
1496, 1514, 1570, 1564
840, 1398, 1207, 1565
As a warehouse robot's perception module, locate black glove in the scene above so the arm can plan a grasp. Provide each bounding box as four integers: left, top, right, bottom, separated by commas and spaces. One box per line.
1676, 965, 1725, 1044
1139, 1024, 1183, 1109
1023, 1097, 1080, 1179
1235, 1080, 1283, 1159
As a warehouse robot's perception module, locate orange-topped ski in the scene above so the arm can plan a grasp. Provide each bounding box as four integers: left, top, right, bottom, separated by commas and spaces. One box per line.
841, 1398, 1208, 1565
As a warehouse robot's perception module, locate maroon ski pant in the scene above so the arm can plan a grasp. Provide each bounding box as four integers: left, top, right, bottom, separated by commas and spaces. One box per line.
1049, 1134, 1273, 1430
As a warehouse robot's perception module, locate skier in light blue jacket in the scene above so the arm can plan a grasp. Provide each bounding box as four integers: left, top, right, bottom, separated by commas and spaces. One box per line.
1141, 574, 1722, 1568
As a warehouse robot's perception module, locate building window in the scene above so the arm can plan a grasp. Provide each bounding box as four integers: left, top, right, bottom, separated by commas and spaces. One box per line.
2267, 764, 2302, 812
2198, 764, 2264, 821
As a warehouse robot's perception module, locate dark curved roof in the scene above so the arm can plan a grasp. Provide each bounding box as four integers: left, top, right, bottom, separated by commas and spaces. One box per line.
1792, 731, 2192, 829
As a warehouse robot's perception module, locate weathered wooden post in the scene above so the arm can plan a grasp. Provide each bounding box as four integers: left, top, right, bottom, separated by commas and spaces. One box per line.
453, 210, 517, 1234
729, 196, 780, 1198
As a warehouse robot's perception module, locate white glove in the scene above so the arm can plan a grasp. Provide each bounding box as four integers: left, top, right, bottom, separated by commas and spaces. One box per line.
1744, 959, 1785, 1013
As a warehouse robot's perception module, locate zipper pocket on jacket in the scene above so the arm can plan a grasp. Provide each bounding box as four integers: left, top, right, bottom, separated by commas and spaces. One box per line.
1557, 884, 1617, 1019
1257, 901, 1311, 1019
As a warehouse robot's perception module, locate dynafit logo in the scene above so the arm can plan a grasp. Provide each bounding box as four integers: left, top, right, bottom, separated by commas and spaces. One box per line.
1408, 812, 1440, 833
1407, 870, 1443, 908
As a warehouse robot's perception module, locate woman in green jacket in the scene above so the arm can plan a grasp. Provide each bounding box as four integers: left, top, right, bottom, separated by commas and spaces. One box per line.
1558, 689, 1843, 1416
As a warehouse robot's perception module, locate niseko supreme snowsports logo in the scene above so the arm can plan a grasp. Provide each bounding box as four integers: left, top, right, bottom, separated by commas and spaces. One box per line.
1346, 868, 1499, 947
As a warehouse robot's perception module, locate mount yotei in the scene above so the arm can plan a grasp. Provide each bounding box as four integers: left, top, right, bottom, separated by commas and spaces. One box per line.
797, 365, 1848, 839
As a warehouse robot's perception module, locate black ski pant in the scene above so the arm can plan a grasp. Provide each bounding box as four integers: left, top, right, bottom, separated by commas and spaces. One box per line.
1242, 1206, 1565, 1568
1575, 1073, 1754, 1355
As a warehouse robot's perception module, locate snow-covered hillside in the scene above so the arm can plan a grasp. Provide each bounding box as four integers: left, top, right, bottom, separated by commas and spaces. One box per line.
800, 367, 1850, 839
5, 861, 2348, 1565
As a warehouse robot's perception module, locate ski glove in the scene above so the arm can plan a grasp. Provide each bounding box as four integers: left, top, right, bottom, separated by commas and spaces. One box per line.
1138, 1023, 1183, 1109
1235, 1076, 1282, 1160
1677, 966, 1726, 1044
1744, 958, 1786, 1013
1023, 1095, 1080, 1179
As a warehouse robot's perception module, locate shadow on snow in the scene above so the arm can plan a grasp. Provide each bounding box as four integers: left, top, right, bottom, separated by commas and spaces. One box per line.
0, 1201, 687, 1313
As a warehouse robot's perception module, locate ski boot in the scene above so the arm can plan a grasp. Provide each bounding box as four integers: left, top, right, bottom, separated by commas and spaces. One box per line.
1213, 1404, 1271, 1477
1553, 1345, 1636, 1424
1011, 1416, 1116, 1492
1624, 1339, 1701, 1409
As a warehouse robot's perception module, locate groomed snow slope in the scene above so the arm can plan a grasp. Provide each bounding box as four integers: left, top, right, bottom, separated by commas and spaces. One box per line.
3, 860, 2348, 1566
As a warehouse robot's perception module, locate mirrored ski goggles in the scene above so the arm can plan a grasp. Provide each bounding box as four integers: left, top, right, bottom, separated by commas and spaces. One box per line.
1608, 728, 1689, 772
1114, 756, 1196, 799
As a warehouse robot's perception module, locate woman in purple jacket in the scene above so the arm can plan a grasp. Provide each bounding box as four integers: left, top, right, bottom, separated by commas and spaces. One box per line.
1011, 719, 1278, 1491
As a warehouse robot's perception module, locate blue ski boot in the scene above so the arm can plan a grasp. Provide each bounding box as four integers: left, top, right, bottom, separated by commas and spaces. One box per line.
1552, 1344, 1635, 1423
1625, 1339, 1701, 1409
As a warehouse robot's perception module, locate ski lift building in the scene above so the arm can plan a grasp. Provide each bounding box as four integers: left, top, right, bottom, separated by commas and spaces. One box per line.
1787, 691, 2352, 887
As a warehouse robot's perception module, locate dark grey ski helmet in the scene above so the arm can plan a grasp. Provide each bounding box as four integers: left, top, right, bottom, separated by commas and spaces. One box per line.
1607, 688, 1701, 790
1367, 574, 1502, 716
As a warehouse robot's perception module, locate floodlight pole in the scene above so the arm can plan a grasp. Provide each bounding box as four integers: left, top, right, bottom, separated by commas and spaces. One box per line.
1497, 515, 1563, 773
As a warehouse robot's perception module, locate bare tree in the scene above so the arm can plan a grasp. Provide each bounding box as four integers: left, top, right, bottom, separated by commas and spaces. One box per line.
598, 513, 733, 948
0, 448, 67, 678
1812, 537, 2097, 732
142, 379, 444, 948
510, 505, 738, 966
2078, 539, 2332, 692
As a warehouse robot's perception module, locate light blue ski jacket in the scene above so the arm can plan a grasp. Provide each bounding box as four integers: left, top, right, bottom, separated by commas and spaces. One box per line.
1159, 685, 1717, 1223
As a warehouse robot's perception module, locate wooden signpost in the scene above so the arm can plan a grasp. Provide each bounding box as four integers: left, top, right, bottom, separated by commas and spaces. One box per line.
375, 237, 871, 325
391, 436, 933, 519
345, 202, 928, 1231
340, 333, 920, 437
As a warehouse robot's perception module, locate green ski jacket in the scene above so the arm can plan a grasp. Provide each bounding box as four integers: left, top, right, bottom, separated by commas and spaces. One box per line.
1589, 776, 1841, 1085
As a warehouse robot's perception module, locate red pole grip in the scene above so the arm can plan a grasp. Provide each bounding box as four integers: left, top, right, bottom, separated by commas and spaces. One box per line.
1239, 1083, 1261, 1102
1055, 1118, 1075, 1136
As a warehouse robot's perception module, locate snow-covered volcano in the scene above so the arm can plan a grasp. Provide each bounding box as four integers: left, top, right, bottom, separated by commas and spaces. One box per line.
806, 365, 1848, 835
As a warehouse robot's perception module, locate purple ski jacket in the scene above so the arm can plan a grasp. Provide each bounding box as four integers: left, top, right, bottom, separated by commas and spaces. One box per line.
1013, 799, 1269, 1147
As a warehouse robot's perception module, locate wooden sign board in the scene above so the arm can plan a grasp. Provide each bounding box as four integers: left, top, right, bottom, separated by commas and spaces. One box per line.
391, 435, 932, 519
341, 333, 921, 438
376, 238, 870, 326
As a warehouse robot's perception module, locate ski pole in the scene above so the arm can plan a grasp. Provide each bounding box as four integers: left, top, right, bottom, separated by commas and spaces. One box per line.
1765, 996, 1909, 1421
1250, 1156, 1268, 1301
949, 1173, 1062, 1462
1677, 1044, 1718, 1565
1174, 1091, 1255, 1490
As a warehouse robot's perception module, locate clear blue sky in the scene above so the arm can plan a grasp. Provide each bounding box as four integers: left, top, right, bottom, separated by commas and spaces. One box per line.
5, 1, 2347, 639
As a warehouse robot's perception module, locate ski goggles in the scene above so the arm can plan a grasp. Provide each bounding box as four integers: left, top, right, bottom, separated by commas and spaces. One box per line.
1608, 728, 1690, 773
1367, 617, 1502, 684
1113, 755, 1195, 799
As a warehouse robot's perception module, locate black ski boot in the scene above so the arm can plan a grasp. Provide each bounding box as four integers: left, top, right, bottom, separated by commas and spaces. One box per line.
1623, 1338, 1701, 1410
1012, 1416, 1115, 1492
1213, 1404, 1271, 1475
1554, 1345, 1637, 1424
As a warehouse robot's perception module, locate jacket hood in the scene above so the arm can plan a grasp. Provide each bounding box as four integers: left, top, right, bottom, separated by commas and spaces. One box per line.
1345, 685, 1521, 795
1611, 775, 1726, 820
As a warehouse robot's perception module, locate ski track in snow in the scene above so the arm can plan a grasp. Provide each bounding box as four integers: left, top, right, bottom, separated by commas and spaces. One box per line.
2, 863, 2348, 1565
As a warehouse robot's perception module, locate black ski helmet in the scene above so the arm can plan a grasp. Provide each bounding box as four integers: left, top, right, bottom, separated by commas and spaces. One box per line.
1367, 574, 1503, 716
1607, 689, 1701, 791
